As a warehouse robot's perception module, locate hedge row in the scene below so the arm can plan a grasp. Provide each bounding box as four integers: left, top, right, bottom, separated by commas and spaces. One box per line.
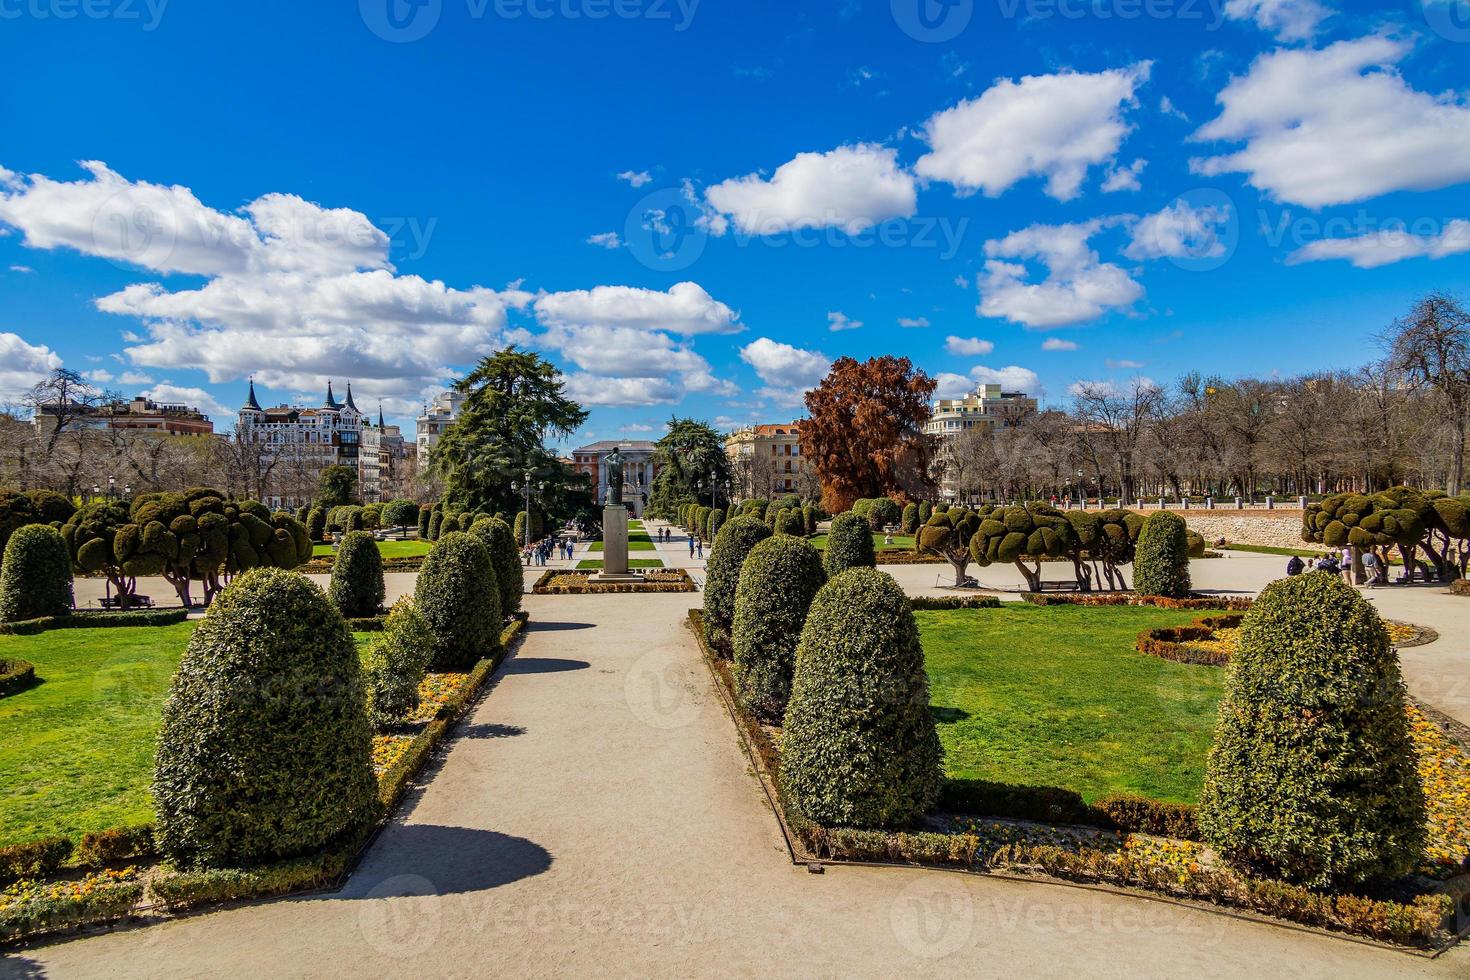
907, 596, 1002, 610
1135, 614, 1246, 666
531, 569, 696, 594
0, 657, 36, 696
1020, 593, 1253, 610
0, 608, 189, 635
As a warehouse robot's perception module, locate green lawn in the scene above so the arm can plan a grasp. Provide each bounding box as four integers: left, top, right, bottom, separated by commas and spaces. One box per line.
628, 520, 644, 529
588, 534, 656, 552
0, 623, 377, 847
917, 605, 1223, 805
808, 532, 914, 552
1218, 543, 1324, 558
314, 539, 431, 559
576, 559, 665, 570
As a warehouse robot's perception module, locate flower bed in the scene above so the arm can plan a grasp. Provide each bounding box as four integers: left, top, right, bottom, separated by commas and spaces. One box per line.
531, 569, 696, 594
689, 606, 1464, 950
1140, 616, 1430, 666
0, 612, 530, 945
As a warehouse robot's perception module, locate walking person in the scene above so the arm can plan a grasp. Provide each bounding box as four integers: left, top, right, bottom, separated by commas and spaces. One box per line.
1362, 549, 1385, 587
1286, 554, 1304, 577
1339, 546, 1354, 587
688, 534, 695, 558
696, 537, 704, 560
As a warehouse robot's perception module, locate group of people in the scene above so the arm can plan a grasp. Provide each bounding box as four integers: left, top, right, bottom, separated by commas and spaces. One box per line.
1285, 547, 1388, 587
522, 536, 575, 566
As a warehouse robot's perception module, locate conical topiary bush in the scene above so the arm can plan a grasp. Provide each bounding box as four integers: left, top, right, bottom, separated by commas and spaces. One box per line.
0, 524, 73, 623
153, 568, 376, 867
703, 516, 773, 655
1134, 511, 1192, 598
1199, 572, 1426, 888
732, 535, 826, 720
470, 517, 521, 618
823, 511, 875, 577
328, 530, 385, 619
780, 568, 943, 828
414, 532, 501, 669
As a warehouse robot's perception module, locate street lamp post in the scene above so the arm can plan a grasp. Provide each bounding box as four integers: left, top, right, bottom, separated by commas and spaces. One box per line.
511, 469, 536, 548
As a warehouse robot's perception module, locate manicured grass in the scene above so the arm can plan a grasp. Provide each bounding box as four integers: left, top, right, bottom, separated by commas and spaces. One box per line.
917, 604, 1223, 805
808, 532, 914, 552
314, 539, 431, 559
1218, 543, 1324, 558
587, 536, 656, 552
576, 559, 665, 570
0, 624, 378, 847
628, 520, 644, 529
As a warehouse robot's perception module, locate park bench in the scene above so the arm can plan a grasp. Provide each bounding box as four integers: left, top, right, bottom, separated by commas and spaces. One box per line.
98, 594, 154, 610
1036, 579, 1081, 592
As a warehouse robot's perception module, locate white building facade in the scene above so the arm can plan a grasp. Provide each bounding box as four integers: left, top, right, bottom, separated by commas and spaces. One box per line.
416, 389, 466, 470
571, 440, 658, 517
924, 383, 1038, 499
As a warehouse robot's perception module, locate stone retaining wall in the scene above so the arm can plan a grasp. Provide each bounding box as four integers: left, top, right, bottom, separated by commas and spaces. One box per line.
1181, 513, 1323, 552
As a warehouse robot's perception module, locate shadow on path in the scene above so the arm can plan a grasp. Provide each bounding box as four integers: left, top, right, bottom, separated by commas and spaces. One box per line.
501, 657, 589, 675
459, 722, 526, 739
525, 621, 596, 632
336, 825, 552, 899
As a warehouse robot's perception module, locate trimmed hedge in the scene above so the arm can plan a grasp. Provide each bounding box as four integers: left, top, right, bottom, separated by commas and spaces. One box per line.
706, 507, 725, 544
0, 836, 72, 881
1136, 614, 1245, 666
415, 532, 501, 670
0, 656, 36, 696
1200, 572, 1426, 888
1020, 593, 1252, 610
75, 823, 157, 867
470, 517, 523, 617
866, 496, 901, 532
0, 607, 189, 635
702, 516, 773, 654
363, 598, 434, 729
153, 568, 377, 869
775, 508, 805, 537
1134, 511, 1192, 599
823, 512, 875, 577
907, 595, 1002, 610
781, 568, 943, 828
900, 502, 919, 534
327, 530, 385, 619
0, 523, 73, 624
732, 535, 826, 721
531, 569, 696, 594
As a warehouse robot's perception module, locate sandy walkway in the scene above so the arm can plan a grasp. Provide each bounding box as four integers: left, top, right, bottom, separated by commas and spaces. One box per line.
10, 583, 1467, 978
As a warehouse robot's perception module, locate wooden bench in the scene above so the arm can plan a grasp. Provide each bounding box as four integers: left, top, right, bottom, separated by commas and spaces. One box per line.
99, 594, 155, 610
1036, 579, 1081, 592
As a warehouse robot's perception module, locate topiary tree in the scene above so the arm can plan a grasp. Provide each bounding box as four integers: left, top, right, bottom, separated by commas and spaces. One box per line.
153, 568, 376, 868
867, 497, 901, 532
965, 503, 1080, 592
776, 508, 805, 537
306, 506, 326, 543
427, 507, 444, 541
513, 509, 542, 546
0, 488, 75, 573
917, 500, 932, 524
0, 524, 73, 623
900, 502, 920, 535
917, 508, 984, 587
1064, 508, 1141, 591
362, 598, 434, 730
824, 511, 875, 577
1134, 511, 1192, 598
417, 504, 432, 540
702, 516, 773, 655
469, 516, 521, 617
742, 499, 768, 519
414, 532, 500, 669
361, 504, 383, 530
800, 502, 817, 536
342, 506, 364, 533
328, 531, 385, 619
1199, 572, 1426, 888
381, 499, 417, 536
1303, 487, 1444, 580
781, 568, 943, 828
732, 535, 826, 720
706, 507, 725, 543
851, 499, 873, 522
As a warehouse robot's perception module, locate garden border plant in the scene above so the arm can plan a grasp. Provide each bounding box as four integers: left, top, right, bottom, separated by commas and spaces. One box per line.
684, 606, 1464, 952
531, 568, 695, 594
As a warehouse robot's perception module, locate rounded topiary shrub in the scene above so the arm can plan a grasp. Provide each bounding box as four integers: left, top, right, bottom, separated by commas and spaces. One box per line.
732, 535, 827, 721
328, 530, 385, 618
781, 568, 943, 828
470, 517, 520, 617
706, 507, 725, 543
153, 568, 375, 868
1133, 511, 1192, 598
427, 508, 443, 541
343, 507, 364, 533
900, 502, 919, 535
0, 524, 73, 623
867, 497, 901, 532
823, 511, 876, 577
414, 532, 501, 669
363, 598, 435, 729
1199, 572, 1426, 888
417, 505, 432, 539
702, 516, 773, 655
776, 508, 805, 537
306, 507, 326, 543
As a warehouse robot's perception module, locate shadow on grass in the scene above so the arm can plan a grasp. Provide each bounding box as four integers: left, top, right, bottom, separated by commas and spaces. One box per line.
931, 706, 970, 724
335, 825, 552, 898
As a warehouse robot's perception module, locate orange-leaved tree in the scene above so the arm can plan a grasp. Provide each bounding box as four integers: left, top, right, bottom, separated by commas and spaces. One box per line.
799, 356, 937, 514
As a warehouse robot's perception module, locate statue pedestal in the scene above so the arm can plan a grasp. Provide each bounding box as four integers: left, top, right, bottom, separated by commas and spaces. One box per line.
589, 504, 643, 583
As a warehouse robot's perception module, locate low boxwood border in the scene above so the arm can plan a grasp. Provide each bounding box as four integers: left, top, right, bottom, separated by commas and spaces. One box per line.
531, 569, 696, 594
908, 595, 1002, 610
0, 657, 36, 696
1, 613, 530, 944
1021, 592, 1254, 611
1136, 613, 1246, 666
0, 608, 189, 636
686, 607, 1459, 952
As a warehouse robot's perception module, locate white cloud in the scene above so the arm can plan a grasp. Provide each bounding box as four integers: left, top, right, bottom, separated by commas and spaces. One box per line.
898, 316, 930, 328
1106, 358, 1146, 370
563, 373, 682, 407
945, 335, 995, 356
1042, 338, 1079, 351
538, 324, 709, 378
617, 170, 653, 188
704, 144, 917, 235
0, 161, 532, 405
1160, 96, 1189, 121
1101, 159, 1146, 193
978, 219, 1143, 329
534, 281, 741, 336
934, 372, 973, 399
1286, 220, 1470, 268
1191, 36, 1470, 207
83, 369, 114, 383
970, 365, 1042, 394
1224, 0, 1330, 42
915, 63, 1151, 201
0, 332, 62, 401
1123, 199, 1231, 260
142, 383, 234, 419
8, 264, 32, 273
118, 370, 155, 385
587, 232, 622, 249
739, 337, 831, 407
828, 311, 863, 332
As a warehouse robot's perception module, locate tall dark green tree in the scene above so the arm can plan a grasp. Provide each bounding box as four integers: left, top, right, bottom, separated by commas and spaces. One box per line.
647, 418, 732, 520
430, 348, 590, 516
316, 465, 359, 509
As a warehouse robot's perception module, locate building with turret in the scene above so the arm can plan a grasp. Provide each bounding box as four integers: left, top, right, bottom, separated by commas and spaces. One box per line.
237, 380, 378, 508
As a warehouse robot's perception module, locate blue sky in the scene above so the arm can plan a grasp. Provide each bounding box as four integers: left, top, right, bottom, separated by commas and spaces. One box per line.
1, 0, 1468, 451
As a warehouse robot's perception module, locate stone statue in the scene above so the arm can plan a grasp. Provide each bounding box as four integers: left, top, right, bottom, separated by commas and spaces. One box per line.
604, 446, 626, 507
